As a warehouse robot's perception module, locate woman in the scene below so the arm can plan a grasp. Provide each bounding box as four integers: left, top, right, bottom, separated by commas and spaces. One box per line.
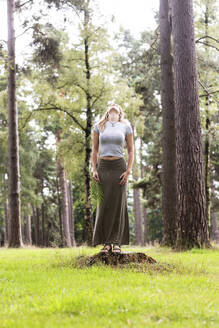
91, 104, 134, 253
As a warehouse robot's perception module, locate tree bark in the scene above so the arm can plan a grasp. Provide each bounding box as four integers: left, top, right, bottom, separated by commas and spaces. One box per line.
140, 138, 149, 245
159, 0, 177, 247
133, 187, 143, 245
68, 179, 76, 246
204, 101, 211, 233
32, 204, 39, 246
46, 218, 52, 247
56, 128, 71, 247
211, 212, 219, 242
83, 0, 94, 246
36, 206, 41, 245
41, 199, 45, 246
4, 199, 9, 246
143, 206, 149, 245
203, 3, 211, 233
7, 0, 23, 247
25, 203, 32, 245
171, 0, 211, 249
56, 174, 63, 246
132, 127, 144, 246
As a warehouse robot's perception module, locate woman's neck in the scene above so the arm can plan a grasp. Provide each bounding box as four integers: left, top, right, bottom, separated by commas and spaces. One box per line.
108, 120, 119, 123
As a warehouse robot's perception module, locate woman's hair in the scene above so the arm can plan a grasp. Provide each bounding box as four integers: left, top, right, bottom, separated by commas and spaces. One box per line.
96, 104, 129, 133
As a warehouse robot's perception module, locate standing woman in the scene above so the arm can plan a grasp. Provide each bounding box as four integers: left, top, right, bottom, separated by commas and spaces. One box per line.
91, 104, 134, 253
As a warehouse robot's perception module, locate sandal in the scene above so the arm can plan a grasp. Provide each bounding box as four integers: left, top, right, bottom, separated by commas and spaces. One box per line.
112, 244, 121, 253
100, 244, 112, 253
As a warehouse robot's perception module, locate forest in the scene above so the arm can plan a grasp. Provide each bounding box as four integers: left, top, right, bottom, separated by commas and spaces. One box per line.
1, 1, 219, 327
0, 0, 218, 250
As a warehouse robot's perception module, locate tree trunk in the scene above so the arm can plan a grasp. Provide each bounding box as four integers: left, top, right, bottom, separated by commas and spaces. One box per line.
203, 3, 211, 233
133, 188, 143, 245
7, 0, 23, 247
34, 205, 40, 246
32, 205, 37, 245
83, 0, 94, 246
68, 179, 76, 246
159, 0, 177, 247
46, 219, 52, 247
56, 174, 63, 246
171, 0, 211, 249
211, 212, 219, 242
25, 203, 32, 245
140, 138, 149, 245
4, 199, 9, 246
21, 217, 25, 243
41, 190, 45, 246
56, 128, 71, 247
143, 206, 149, 245
132, 128, 144, 246
204, 99, 211, 233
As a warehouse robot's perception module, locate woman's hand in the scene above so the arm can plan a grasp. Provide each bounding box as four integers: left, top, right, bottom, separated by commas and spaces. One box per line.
92, 170, 100, 182
119, 169, 131, 185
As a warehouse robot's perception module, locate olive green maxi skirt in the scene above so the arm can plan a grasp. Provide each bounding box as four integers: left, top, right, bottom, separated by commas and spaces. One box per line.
92, 157, 130, 246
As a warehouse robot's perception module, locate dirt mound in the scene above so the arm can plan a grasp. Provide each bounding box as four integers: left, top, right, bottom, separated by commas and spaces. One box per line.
77, 250, 157, 266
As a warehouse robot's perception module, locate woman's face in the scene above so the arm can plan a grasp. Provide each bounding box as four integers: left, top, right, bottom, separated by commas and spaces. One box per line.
108, 108, 119, 122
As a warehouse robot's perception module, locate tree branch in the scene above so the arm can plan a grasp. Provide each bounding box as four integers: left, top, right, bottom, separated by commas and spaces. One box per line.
20, 105, 86, 131
196, 41, 219, 52
91, 84, 105, 108
73, 81, 89, 96
200, 90, 219, 97
15, 26, 34, 39
15, 0, 33, 9
198, 80, 219, 105
196, 35, 219, 44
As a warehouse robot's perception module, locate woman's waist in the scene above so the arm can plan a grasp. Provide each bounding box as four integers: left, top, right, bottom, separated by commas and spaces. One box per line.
100, 156, 122, 161
97, 156, 126, 169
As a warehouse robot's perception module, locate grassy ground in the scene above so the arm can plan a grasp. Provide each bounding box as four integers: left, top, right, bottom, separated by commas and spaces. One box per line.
0, 244, 219, 328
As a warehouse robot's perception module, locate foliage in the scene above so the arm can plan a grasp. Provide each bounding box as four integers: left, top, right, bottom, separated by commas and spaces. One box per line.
89, 178, 104, 214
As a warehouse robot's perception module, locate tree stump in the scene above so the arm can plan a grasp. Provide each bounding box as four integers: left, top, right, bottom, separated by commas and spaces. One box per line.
86, 249, 157, 266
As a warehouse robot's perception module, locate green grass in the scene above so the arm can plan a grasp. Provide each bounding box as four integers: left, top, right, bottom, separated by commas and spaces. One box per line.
0, 244, 219, 328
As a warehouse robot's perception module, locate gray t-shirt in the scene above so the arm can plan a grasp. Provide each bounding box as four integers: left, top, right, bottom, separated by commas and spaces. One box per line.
93, 120, 133, 158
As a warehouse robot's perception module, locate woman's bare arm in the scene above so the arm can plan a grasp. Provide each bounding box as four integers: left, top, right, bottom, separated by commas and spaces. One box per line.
126, 133, 134, 173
